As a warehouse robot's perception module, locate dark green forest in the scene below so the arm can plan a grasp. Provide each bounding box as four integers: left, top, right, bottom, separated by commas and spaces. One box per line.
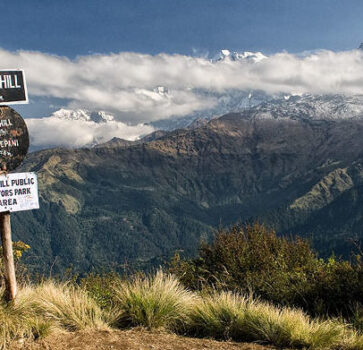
11, 113, 363, 274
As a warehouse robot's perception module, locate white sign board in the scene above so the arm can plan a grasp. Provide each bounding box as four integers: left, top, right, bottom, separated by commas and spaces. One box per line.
0, 172, 39, 212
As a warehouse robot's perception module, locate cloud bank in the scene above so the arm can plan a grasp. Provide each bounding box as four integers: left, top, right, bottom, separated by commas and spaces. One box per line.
2, 48, 363, 123
25, 115, 154, 148
3, 47, 363, 148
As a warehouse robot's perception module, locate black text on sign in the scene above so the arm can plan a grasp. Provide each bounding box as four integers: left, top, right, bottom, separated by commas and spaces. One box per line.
0, 172, 39, 212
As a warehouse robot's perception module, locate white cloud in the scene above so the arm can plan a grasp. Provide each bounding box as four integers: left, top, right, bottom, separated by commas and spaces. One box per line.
3, 47, 363, 148
25, 117, 154, 148
2, 48, 363, 124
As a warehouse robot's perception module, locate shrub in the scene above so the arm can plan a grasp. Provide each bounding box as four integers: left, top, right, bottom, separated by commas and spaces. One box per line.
0, 241, 31, 290
170, 223, 363, 320
80, 271, 120, 310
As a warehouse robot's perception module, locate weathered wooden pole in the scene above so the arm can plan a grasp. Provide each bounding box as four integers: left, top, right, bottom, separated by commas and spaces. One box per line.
0, 72, 31, 302
0, 211, 17, 302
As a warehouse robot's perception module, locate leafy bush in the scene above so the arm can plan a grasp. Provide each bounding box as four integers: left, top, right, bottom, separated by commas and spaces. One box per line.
169, 223, 363, 321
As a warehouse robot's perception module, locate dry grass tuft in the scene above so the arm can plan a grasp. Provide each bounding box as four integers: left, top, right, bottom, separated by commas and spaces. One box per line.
0, 275, 361, 350
30, 281, 108, 331
188, 291, 361, 349
0, 286, 53, 349
112, 270, 196, 330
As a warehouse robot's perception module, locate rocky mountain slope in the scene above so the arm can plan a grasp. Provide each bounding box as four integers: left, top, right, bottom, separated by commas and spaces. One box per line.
13, 96, 363, 273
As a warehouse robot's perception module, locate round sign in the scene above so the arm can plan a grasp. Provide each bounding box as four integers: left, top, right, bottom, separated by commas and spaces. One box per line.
0, 106, 29, 171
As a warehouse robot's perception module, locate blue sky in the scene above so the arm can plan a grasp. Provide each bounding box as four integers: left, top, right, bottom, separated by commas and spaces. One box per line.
3, 0, 363, 148
3, 0, 363, 57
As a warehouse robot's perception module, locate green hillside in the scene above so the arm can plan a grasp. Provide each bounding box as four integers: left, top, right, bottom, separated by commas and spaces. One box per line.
12, 113, 363, 274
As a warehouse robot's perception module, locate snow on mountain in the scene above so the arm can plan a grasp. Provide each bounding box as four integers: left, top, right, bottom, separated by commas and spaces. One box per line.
51, 109, 115, 123
213, 49, 267, 63
150, 90, 272, 130
249, 94, 363, 121
47, 51, 271, 133
153, 86, 169, 95
152, 93, 363, 131
26, 108, 154, 151
150, 50, 270, 130
28, 93, 363, 152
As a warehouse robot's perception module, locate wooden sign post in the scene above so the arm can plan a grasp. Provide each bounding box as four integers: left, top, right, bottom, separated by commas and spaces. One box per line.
1, 212, 16, 300
0, 171, 39, 299
0, 70, 33, 303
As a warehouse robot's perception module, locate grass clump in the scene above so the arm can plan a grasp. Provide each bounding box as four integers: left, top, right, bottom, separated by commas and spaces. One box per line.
0, 276, 362, 350
0, 281, 108, 348
0, 287, 52, 349
187, 291, 247, 340
30, 281, 108, 331
241, 302, 348, 349
111, 270, 196, 331
0, 300, 33, 349
188, 291, 360, 349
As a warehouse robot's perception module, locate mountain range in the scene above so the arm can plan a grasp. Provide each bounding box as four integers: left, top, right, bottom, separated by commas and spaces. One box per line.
12, 93, 363, 274
26, 50, 279, 151
28, 88, 272, 150
26, 45, 363, 151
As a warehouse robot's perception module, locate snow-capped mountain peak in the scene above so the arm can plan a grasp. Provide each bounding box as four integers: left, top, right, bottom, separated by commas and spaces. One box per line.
90, 111, 114, 123
214, 49, 267, 63
154, 86, 169, 95
51, 109, 115, 123
220, 49, 231, 57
